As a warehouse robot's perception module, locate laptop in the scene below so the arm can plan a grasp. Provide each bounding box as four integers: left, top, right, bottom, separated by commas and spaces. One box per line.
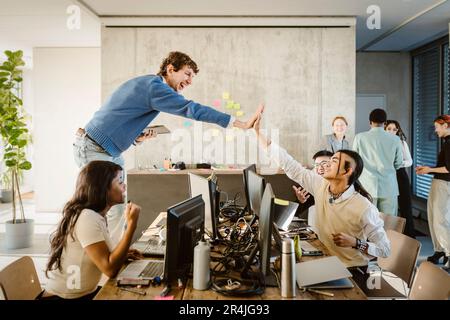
273, 198, 299, 231
295, 256, 354, 289
116, 259, 165, 285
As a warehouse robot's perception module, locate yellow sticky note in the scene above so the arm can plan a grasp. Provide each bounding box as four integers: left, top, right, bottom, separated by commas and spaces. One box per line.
226, 135, 234, 142
236, 111, 244, 117
222, 92, 230, 100
226, 100, 234, 109
234, 103, 241, 110
212, 129, 220, 137
274, 198, 289, 206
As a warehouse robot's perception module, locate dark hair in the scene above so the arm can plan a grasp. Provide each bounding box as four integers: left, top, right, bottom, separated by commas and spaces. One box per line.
157, 51, 199, 77
369, 108, 387, 124
313, 150, 333, 160
46, 161, 123, 276
385, 120, 407, 141
434, 114, 450, 126
336, 150, 373, 202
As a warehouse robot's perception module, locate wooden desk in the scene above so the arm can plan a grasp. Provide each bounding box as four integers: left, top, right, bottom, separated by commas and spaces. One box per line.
95, 238, 366, 300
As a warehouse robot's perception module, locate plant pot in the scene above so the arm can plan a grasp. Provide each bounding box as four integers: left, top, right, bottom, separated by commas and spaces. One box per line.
4, 219, 34, 249
1, 189, 13, 203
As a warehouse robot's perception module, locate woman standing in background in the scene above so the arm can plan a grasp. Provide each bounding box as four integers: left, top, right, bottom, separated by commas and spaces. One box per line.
322, 116, 350, 153
416, 115, 450, 269
385, 120, 415, 238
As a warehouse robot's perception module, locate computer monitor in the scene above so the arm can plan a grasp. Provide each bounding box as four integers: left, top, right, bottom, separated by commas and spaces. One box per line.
246, 170, 265, 225
164, 195, 205, 283
243, 164, 257, 213
188, 173, 219, 240
242, 183, 278, 287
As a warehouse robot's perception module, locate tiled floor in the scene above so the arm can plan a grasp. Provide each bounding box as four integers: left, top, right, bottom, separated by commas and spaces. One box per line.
0, 199, 448, 296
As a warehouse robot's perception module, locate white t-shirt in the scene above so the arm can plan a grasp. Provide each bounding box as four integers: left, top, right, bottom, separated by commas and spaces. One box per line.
46, 209, 114, 299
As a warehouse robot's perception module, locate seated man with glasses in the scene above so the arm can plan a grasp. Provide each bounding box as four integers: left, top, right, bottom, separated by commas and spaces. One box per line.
293, 150, 333, 229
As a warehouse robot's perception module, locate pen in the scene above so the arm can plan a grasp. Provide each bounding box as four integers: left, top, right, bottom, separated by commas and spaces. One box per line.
118, 287, 146, 296
307, 288, 334, 297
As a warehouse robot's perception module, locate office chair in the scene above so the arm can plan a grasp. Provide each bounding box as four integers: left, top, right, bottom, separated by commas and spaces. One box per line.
408, 261, 450, 300
379, 212, 406, 234
364, 230, 421, 299
0, 256, 43, 300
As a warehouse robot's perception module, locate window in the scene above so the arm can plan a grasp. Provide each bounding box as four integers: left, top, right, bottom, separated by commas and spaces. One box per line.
412, 37, 449, 200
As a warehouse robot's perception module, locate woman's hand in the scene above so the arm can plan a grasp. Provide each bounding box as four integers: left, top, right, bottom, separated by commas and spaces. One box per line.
332, 233, 357, 248
244, 103, 264, 129
127, 249, 144, 261
415, 166, 432, 175
124, 201, 140, 231
292, 185, 310, 204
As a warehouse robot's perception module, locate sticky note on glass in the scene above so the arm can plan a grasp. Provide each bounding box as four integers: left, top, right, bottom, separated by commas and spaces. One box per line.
212, 99, 221, 107
234, 103, 241, 110
212, 129, 220, 137
274, 198, 289, 206
226, 135, 234, 142
222, 92, 230, 100
236, 111, 244, 117
183, 121, 192, 127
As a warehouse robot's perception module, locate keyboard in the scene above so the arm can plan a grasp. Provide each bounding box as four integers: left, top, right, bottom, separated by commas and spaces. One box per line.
288, 220, 308, 230
140, 261, 164, 278
142, 238, 166, 256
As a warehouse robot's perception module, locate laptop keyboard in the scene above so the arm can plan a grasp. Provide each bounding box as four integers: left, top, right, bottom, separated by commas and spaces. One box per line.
288, 221, 308, 230
140, 261, 164, 278
142, 238, 166, 256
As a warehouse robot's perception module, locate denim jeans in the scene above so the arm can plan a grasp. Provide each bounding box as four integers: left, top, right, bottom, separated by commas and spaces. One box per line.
73, 133, 126, 245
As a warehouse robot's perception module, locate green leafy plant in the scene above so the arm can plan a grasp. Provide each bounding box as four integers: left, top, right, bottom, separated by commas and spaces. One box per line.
0, 50, 32, 223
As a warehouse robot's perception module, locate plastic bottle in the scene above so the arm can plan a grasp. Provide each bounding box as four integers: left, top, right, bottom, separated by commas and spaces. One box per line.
281, 238, 296, 298
193, 239, 210, 290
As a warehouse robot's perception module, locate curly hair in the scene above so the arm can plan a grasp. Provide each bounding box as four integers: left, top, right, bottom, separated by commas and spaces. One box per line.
157, 51, 199, 77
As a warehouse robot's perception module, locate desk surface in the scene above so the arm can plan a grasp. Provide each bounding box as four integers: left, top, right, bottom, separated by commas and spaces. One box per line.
95, 239, 366, 300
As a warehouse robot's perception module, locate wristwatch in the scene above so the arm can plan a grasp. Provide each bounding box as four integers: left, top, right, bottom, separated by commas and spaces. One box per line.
353, 238, 368, 252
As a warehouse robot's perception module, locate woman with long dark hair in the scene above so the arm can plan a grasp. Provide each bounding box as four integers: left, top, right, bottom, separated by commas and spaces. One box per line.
416, 115, 450, 269
42, 161, 141, 299
385, 120, 415, 238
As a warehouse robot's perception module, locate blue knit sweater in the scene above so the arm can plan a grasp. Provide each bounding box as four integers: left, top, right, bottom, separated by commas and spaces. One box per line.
85, 75, 231, 157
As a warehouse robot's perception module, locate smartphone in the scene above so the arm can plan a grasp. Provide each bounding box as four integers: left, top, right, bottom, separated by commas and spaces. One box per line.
302, 250, 324, 256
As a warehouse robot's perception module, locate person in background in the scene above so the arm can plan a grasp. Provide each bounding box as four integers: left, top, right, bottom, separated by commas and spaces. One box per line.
42, 161, 142, 299
353, 109, 403, 216
321, 116, 350, 153
416, 115, 450, 269
293, 150, 333, 230
74, 51, 264, 242
385, 120, 415, 238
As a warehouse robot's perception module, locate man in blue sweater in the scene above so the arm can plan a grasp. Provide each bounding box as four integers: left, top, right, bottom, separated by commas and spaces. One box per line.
73, 51, 263, 242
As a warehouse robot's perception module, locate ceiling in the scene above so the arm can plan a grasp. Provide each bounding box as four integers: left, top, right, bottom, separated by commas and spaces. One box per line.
80, 0, 450, 51
0, 0, 449, 65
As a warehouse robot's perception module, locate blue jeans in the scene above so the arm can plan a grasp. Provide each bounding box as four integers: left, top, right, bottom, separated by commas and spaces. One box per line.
73, 133, 126, 245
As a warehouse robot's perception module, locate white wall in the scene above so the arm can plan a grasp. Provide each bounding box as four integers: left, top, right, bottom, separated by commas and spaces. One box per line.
33, 47, 101, 212
102, 25, 355, 168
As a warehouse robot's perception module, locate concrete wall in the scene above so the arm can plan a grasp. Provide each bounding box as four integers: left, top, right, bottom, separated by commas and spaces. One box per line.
33, 47, 101, 212
102, 26, 356, 169
356, 52, 412, 140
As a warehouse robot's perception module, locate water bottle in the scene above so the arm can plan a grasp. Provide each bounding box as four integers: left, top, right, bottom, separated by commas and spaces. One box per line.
281, 238, 296, 298
193, 240, 210, 290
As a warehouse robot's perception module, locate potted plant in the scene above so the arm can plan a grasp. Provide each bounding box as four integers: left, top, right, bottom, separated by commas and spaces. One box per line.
0, 50, 34, 249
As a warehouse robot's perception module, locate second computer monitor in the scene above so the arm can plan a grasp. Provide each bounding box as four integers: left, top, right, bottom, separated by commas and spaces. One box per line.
258, 183, 276, 278
246, 170, 265, 218
188, 173, 218, 239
